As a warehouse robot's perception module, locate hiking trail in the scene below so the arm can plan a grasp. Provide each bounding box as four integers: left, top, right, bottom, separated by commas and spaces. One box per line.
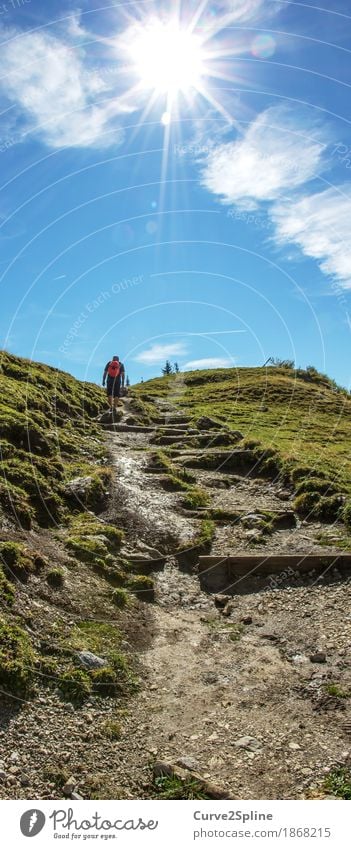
98, 397, 351, 799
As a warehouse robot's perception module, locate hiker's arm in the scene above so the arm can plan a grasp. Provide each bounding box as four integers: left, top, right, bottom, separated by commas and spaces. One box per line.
102, 363, 108, 386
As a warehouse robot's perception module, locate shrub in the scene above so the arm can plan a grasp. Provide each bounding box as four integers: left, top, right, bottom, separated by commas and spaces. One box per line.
294, 492, 343, 522
126, 575, 155, 601
0, 482, 33, 529
293, 491, 322, 518
182, 487, 210, 509
91, 667, 118, 697
0, 542, 37, 582
318, 495, 343, 522
102, 720, 122, 740
295, 477, 338, 497
325, 767, 351, 800
68, 514, 123, 552
47, 569, 65, 588
111, 588, 129, 608
0, 568, 15, 605
59, 668, 92, 703
343, 500, 351, 529
154, 775, 209, 800
0, 618, 36, 697
66, 535, 114, 564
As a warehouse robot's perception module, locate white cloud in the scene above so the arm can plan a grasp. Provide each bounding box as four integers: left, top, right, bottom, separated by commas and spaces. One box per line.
65, 12, 88, 39
0, 30, 134, 149
134, 342, 189, 365
183, 357, 234, 370
272, 185, 351, 289
201, 106, 329, 208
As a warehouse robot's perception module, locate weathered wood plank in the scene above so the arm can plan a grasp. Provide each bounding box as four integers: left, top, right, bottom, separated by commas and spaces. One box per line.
198, 554, 351, 592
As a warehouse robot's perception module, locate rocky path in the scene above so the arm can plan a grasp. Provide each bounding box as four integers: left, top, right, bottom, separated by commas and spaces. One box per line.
1, 400, 350, 801
101, 401, 351, 799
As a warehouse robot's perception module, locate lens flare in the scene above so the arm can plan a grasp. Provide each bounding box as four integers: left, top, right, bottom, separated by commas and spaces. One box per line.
251, 34, 276, 59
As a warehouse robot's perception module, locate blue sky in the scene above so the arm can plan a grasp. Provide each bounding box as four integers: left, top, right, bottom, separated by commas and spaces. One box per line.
0, 0, 351, 386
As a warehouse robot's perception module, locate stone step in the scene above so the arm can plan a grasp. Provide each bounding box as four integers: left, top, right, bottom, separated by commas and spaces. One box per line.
198, 554, 351, 593
101, 423, 156, 433
179, 449, 258, 472
150, 434, 195, 446
152, 427, 198, 437
179, 508, 296, 528
154, 416, 191, 425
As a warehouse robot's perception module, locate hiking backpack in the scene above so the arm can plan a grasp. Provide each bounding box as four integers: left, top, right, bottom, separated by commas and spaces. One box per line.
107, 360, 121, 379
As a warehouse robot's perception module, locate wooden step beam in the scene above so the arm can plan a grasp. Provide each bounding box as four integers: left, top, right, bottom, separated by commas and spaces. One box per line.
198, 553, 351, 592
102, 423, 156, 433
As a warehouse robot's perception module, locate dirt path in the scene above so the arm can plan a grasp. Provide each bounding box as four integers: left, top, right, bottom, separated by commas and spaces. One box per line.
103, 406, 351, 799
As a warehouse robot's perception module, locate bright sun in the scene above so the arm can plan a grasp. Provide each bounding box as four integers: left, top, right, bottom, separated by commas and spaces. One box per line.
126, 19, 206, 97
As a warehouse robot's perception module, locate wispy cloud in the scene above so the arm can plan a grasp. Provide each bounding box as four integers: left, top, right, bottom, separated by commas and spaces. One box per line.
200, 103, 351, 290
0, 29, 134, 149
272, 185, 351, 289
201, 105, 329, 209
184, 357, 234, 370
134, 342, 189, 365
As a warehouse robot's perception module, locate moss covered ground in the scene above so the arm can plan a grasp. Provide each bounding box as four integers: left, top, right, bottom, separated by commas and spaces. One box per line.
0, 350, 109, 528
0, 351, 149, 703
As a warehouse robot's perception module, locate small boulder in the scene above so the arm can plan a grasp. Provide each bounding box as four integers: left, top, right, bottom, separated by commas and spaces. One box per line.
76, 651, 107, 670
234, 736, 262, 751
222, 602, 235, 617
214, 593, 231, 608
241, 615, 253, 625
176, 756, 200, 772
310, 651, 327, 664
63, 776, 77, 795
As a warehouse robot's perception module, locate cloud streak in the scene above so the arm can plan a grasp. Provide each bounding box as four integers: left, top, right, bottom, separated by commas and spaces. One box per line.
184, 357, 234, 370
134, 342, 189, 365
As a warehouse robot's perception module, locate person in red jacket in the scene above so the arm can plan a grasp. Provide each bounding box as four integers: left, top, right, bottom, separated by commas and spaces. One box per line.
102, 356, 125, 410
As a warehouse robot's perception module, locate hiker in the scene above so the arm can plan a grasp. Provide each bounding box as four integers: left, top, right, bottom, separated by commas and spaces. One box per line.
102, 356, 125, 410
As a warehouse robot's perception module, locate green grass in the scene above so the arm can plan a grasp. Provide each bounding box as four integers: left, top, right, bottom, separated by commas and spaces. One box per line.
154, 774, 209, 800
0, 617, 37, 698
324, 767, 351, 799
0, 350, 108, 529
66, 620, 123, 656
111, 587, 130, 608
325, 683, 349, 698
132, 366, 351, 520
102, 719, 122, 740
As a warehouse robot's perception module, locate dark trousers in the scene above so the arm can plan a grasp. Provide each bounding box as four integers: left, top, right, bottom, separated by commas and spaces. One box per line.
106, 376, 121, 398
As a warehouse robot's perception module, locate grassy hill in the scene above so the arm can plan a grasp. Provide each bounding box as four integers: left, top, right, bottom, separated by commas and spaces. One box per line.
0, 351, 143, 712
0, 350, 109, 529
131, 364, 351, 526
